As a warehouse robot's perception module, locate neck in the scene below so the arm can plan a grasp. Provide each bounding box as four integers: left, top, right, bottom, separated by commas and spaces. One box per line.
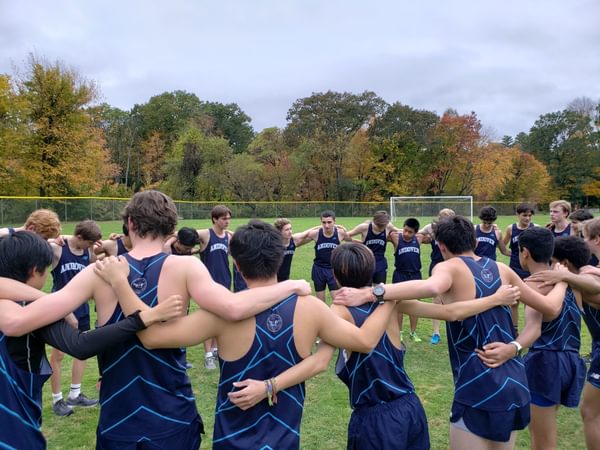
128, 234, 165, 257
245, 276, 278, 289
212, 225, 226, 236
553, 220, 568, 230
480, 223, 493, 232
526, 261, 551, 274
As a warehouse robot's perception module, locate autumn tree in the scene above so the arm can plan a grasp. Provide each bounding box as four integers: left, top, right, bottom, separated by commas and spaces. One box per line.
15, 56, 116, 196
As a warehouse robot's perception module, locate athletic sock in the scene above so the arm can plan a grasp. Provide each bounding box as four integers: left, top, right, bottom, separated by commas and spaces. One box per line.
52, 392, 63, 405
69, 384, 81, 400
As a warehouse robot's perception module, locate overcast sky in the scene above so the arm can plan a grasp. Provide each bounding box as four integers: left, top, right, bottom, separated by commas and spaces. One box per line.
1, 0, 599, 139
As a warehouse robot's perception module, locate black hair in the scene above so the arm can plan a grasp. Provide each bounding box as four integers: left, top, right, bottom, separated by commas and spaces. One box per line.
518, 227, 554, 263
177, 227, 200, 247
516, 203, 535, 215
478, 206, 497, 222
433, 216, 477, 254
331, 242, 375, 289
570, 209, 594, 222
553, 236, 591, 270
320, 210, 336, 220
0, 231, 52, 282
229, 220, 284, 280
403, 218, 420, 232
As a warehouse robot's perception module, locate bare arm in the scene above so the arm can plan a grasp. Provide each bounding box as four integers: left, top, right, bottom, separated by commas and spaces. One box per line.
228, 343, 336, 410
497, 230, 511, 257
291, 227, 318, 246
345, 223, 368, 241
396, 284, 519, 321
527, 269, 600, 295
0, 278, 45, 302
503, 225, 512, 246
162, 236, 177, 254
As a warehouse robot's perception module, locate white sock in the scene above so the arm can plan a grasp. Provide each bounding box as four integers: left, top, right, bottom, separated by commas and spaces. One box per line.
69, 384, 81, 399
52, 392, 63, 404
205, 351, 213, 358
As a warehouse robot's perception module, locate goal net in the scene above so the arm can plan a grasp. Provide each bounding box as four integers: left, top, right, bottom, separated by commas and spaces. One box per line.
389, 196, 473, 224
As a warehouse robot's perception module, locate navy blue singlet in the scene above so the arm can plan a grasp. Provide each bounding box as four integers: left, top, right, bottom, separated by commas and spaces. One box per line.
116, 238, 129, 256
213, 295, 305, 449
200, 229, 231, 289
552, 223, 571, 238
51, 239, 91, 318
363, 224, 388, 272
313, 228, 339, 269
277, 240, 296, 282
583, 302, 600, 344
0, 331, 50, 449
336, 302, 415, 408
429, 239, 443, 275
447, 257, 530, 411
509, 224, 532, 279
394, 236, 421, 274
474, 225, 499, 260
96, 253, 200, 442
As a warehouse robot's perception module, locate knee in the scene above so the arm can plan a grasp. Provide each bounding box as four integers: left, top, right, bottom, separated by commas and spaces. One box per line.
580, 400, 599, 423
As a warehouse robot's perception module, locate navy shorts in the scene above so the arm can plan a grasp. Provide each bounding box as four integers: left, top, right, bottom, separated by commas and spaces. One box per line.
524, 349, 586, 407
311, 264, 338, 292
96, 417, 203, 450
392, 271, 422, 284
347, 393, 430, 450
587, 341, 600, 389
450, 401, 530, 442
74, 302, 90, 331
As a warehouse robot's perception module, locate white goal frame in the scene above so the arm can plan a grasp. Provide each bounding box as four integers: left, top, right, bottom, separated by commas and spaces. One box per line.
389, 196, 473, 223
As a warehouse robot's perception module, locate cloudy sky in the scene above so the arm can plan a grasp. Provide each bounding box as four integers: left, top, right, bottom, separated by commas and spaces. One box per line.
1, 0, 598, 139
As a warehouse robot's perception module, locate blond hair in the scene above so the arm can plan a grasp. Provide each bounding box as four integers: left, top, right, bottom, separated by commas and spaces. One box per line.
549, 200, 572, 215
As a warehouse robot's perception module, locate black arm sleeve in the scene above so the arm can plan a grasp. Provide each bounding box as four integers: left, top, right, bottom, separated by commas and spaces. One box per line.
37, 311, 146, 360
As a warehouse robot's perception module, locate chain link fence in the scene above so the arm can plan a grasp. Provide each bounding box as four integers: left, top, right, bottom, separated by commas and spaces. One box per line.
0, 196, 543, 225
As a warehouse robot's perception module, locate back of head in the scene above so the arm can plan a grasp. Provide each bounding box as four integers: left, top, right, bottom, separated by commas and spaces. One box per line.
553, 236, 591, 269
320, 210, 336, 220
74, 220, 102, 242
518, 227, 554, 263
211, 205, 232, 223
372, 211, 390, 228
437, 208, 455, 221
433, 216, 476, 254
516, 203, 535, 215
230, 220, 284, 281
122, 191, 178, 239
273, 218, 291, 231
478, 206, 497, 222
570, 209, 594, 222
584, 218, 600, 240
549, 199, 572, 215
0, 231, 52, 282
552, 236, 592, 269
403, 217, 420, 232
24, 208, 61, 240
177, 227, 200, 247
331, 242, 375, 288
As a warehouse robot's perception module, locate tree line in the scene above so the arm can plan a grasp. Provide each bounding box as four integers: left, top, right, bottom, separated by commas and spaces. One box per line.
2, 55, 599, 205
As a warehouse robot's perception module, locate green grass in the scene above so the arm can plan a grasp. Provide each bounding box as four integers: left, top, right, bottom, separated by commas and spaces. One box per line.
36, 216, 589, 449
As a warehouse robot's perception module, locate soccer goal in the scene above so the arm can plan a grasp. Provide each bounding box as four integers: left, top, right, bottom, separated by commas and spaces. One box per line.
389, 196, 473, 224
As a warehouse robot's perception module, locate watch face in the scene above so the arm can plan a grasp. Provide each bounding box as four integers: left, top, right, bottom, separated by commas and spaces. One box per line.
373, 285, 385, 296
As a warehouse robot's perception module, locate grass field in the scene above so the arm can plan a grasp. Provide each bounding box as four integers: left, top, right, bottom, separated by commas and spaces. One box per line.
26, 215, 591, 449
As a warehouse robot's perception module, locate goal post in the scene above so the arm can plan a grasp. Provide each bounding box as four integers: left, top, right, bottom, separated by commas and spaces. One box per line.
389, 196, 474, 224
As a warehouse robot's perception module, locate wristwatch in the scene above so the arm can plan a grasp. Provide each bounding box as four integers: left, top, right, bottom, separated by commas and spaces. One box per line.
372, 284, 385, 305
509, 340, 523, 357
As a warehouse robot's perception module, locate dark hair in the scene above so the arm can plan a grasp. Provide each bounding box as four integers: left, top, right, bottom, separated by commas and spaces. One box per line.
372, 211, 390, 227
516, 203, 535, 215
211, 205, 232, 223
320, 210, 336, 220
274, 218, 291, 231
122, 191, 178, 239
403, 217, 420, 232
553, 236, 591, 269
570, 209, 594, 222
74, 220, 102, 242
331, 242, 375, 289
229, 220, 284, 280
478, 206, 497, 222
433, 216, 476, 254
177, 227, 200, 247
0, 231, 52, 282
518, 227, 554, 263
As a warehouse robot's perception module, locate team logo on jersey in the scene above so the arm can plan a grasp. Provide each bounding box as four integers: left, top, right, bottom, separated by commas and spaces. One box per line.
266, 313, 283, 333
480, 268, 494, 284
131, 277, 148, 294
